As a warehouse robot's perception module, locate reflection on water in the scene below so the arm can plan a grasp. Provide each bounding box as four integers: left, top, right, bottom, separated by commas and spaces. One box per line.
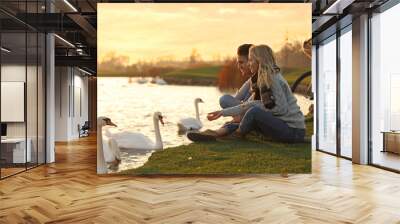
98, 77, 312, 172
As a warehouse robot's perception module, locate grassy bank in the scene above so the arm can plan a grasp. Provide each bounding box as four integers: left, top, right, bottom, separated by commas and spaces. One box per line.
160, 66, 310, 88
162, 66, 221, 79
160, 66, 221, 86
120, 118, 313, 175
99, 66, 310, 88
120, 139, 311, 175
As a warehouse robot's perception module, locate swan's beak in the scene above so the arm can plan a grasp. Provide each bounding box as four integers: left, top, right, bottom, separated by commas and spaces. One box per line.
107, 121, 117, 127
199, 99, 204, 103
159, 115, 165, 126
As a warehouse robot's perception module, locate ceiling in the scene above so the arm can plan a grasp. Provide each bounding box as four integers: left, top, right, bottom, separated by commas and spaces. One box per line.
1, 0, 392, 74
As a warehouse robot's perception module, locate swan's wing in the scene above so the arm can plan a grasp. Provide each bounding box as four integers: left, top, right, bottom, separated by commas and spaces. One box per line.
102, 136, 116, 163
109, 138, 121, 160
178, 117, 202, 130
177, 122, 188, 132
113, 131, 155, 150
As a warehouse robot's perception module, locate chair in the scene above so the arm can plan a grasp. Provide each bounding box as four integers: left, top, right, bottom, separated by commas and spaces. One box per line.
79, 121, 90, 138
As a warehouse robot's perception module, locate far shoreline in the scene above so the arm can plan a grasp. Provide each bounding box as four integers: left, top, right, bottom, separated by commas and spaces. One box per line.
98, 75, 311, 97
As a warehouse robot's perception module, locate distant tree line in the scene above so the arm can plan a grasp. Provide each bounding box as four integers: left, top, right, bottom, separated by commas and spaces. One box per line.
217, 40, 311, 90
99, 40, 311, 91
275, 41, 310, 69
98, 48, 213, 77
99, 54, 178, 77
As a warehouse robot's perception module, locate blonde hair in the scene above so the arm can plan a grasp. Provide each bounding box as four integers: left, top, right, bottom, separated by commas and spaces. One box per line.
249, 45, 280, 88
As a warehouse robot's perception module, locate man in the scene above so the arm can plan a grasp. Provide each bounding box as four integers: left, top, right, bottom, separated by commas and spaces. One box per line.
187, 44, 255, 141
303, 38, 312, 59
219, 43, 254, 109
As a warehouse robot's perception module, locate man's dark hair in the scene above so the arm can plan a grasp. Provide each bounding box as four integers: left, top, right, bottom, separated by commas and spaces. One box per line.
237, 44, 253, 57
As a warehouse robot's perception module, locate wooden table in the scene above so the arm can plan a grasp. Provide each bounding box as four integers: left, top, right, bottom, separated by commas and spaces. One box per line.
381, 131, 400, 154
1, 138, 32, 164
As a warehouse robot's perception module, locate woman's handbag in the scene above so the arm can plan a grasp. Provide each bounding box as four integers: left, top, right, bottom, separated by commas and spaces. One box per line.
260, 85, 276, 109
250, 73, 276, 109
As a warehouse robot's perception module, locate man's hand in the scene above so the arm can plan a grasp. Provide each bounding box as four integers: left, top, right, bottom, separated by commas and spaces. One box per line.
207, 110, 222, 121
232, 115, 241, 123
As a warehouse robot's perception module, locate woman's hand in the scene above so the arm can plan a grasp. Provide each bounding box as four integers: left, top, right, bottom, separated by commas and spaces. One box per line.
207, 110, 222, 121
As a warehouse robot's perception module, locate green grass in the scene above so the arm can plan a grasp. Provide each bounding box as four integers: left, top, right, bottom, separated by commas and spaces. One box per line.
161, 66, 310, 84
120, 139, 310, 175
160, 66, 311, 88
305, 116, 313, 137
120, 120, 313, 175
281, 67, 311, 86
161, 66, 221, 80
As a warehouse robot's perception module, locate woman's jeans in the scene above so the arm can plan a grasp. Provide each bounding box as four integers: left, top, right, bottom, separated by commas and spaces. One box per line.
219, 94, 305, 143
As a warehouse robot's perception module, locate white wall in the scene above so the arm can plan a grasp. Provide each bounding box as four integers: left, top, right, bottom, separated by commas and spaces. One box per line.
1, 65, 37, 138
54, 67, 89, 141
55, 67, 70, 141
1, 65, 26, 140
1, 64, 26, 81
1, 63, 46, 164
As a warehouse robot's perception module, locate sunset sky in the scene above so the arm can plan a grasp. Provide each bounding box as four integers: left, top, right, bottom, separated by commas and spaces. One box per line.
98, 3, 311, 64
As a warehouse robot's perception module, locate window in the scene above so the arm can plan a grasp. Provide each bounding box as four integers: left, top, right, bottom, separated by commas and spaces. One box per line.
0, 2, 46, 179
339, 26, 352, 158
370, 3, 400, 171
317, 35, 337, 154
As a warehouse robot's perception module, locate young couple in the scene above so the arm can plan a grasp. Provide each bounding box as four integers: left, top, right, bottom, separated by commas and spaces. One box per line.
188, 44, 306, 143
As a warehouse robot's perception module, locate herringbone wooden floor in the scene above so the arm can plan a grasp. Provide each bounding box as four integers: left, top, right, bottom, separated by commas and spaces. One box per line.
1, 135, 400, 224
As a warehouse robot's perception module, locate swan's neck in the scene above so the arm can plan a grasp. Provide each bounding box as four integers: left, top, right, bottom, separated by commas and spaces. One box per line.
97, 124, 108, 174
195, 101, 200, 122
153, 117, 163, 150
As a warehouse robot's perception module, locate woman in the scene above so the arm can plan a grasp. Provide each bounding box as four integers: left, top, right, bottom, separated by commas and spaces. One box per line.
205, 45, 306, 143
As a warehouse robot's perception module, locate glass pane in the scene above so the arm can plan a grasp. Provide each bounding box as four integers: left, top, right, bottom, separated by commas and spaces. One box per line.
312, 45, 317, 150
371, 4, 400, 171
0, 1, 26, 13
38, 33, 45, 165
317, 35, 337, 154
340, 28, 352, 158
26, 0, 38, 169
1, 31, 27, 177
27, 31, 38, 169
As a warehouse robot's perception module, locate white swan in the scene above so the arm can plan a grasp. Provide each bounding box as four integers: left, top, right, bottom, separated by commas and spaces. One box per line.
151, 76, 167, 85
97, 117, 121, 174
137, 77, 148, 84
156, 77, 167, 85
177, 98, 203, 133
112, 112, 164, 151
103, 128, 121, 162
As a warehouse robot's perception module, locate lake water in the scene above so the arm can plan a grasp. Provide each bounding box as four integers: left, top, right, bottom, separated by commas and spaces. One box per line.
98, 77, 312, 172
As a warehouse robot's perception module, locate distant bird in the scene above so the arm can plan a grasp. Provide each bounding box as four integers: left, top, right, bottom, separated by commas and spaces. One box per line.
137, 77, 148, 84
151, 76, 167, 85
177, 98, 204, 133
